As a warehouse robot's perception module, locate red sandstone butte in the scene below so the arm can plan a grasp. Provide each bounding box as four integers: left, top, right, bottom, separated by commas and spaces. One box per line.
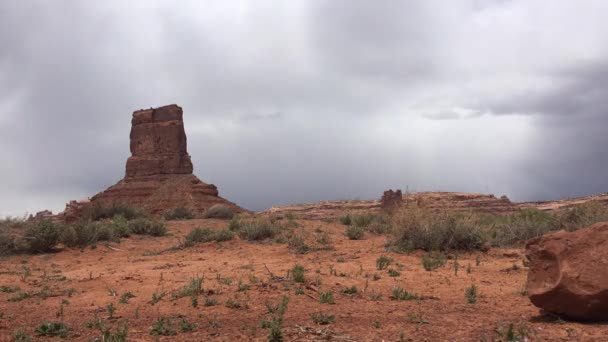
62, 104, 243, 220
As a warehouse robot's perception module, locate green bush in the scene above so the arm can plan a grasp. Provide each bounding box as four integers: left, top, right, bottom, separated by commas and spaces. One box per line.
376, 255, 393, 270
345, 226, 365, 240
164, 207, 194, 221
184, 227, 214, 246
492, 209, 557, 247
89, 203, 143, 221
291, 264, 305, 283
0, 232, 16, 255
24, 220, 60, 253
228, 216, 241, 231
36, 322, 69, 338
556, 202, 608, 231
204, 204, 235, 220
388, 205, 487, 252
422, 253, 446, 271
184, 228, 234, 247
237, 218, 281, 241
111, 215, 130, 237
339, 214, 352, 226
127, 219, 167, 237
61, 221, 117, 248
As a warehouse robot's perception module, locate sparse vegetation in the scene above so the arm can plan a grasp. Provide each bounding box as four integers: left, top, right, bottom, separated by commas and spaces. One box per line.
388, 205, 487, 252
291, 264, 306, 283
422, 253, 447, 271
263, 296, 289, 342
36, 322, 69, 338
236, 217, 282, 241
174, 275, 204, 298
119, 291, 135, 304
465, 284, 478, 304
339, 214, 352, 225
12, 328, 32, 342
345, 225, 365, 240
390, 286, 419, 301
319, 291, 335, 304
204, 204, 235, 219
183, 227, 234, 247
341, 286, 358, 294
150, 317, 177, 336
127, 218, 167, 237
311, 312, 335, 325
376, 255, 393, 270
388, 269, 401, 277
89, 203, 145, 221
164, 207, 194, 220
178, 318, 196, 332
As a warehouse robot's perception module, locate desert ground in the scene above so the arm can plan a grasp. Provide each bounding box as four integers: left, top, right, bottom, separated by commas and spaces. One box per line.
1, 217, 606, 342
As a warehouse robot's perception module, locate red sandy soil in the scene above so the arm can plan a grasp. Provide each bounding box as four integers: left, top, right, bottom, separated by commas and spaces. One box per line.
0, 219, 606, 341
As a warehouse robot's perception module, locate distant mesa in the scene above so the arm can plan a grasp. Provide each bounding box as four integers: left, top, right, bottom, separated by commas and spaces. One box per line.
61, 104, 244, 221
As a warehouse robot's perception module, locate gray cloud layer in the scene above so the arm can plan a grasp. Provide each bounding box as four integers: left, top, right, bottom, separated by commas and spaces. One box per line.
1, 0, 607, 215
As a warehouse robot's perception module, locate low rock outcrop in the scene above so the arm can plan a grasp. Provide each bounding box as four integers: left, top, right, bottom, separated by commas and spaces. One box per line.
61, 104, 243, 220
525, 223, 608, 321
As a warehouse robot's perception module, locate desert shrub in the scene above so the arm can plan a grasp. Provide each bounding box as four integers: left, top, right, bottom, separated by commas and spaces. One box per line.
421, 253, 446, 271
237, 218, 281, 241
36, 322, 69, 338
350, 214, 373, 227
287, 234, 310, 254
174, 275, 204, 298
214, 229, 234, 242
204, 204, 235, 220
164, 207, 194, 221
556, 202, 608, 231
61, 221, 117, 248
367, 222, 390, 234
339, 214, 352, 225
291, 264, 306, 283
311, 312, 335, 325
492, 209, 557, 247
465, 284, 478, 304
150, 317, 176, 336
111, 215, 130, 238
319, 291, 334, 304
390, 286, 419, 301
345, 225, 365, 240
388, 205, 487, 252
0, 232, 17, 255
12, 328, 31, 342
127, 218, 167, 237
376, 255, 393, 270
24, 220, 60, 253
90, 203, 143, 221
184, 228, 234, 247
184, 227, 214, 246
228, 216, 241, 231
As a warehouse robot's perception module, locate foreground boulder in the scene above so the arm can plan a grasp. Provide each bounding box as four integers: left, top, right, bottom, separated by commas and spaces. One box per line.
61, 104, 244, 220
525, 223, 608, 320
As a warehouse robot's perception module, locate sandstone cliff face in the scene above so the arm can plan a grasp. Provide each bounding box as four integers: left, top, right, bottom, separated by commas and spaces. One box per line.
126, 105, 193, 177
61, 104, 243, 220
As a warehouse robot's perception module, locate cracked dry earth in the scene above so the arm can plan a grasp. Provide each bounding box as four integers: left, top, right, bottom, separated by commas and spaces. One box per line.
0, 219, 607, 341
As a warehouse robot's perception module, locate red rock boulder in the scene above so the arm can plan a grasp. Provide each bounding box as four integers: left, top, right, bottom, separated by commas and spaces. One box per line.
525, 223, 608, 320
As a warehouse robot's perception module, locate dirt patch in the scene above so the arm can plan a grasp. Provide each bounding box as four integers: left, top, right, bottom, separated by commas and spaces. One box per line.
0, 219, 606, 341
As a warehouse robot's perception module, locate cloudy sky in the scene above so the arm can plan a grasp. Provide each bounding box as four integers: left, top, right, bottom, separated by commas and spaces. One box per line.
1, 0, 607, 216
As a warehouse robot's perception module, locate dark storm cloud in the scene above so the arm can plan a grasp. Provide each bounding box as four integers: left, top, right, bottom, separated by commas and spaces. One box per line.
1, 0, 608, 215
